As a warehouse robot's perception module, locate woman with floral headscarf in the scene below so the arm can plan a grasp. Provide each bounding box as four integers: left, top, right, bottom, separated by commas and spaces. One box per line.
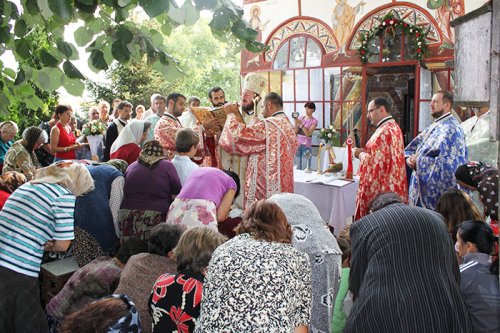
0, 121, 19, 172
0, 162, 93, 333
455, 161, 498, 233
0, 171, 27, 210
119, 140, 181, 243
3, 126, 47, 180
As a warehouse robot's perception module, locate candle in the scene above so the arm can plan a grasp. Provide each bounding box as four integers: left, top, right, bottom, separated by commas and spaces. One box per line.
317, 143, 322, 174
350, 110, 354, 137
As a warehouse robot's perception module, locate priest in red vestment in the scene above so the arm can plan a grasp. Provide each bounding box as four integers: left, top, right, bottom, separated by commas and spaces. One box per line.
219, 92, 298, 208
155, 92, 217, 160
354, 97, 408, 219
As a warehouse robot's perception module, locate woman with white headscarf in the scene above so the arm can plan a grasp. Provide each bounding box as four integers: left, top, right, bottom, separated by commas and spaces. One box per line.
110, 120, 151, 165
269, 193, 343, 333
0, 161, 93, 333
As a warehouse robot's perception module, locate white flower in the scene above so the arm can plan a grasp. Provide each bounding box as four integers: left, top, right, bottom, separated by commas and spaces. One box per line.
329, 125, 334, 130
418, 41, 422, 46
389, 20, 394, 25
382, 21, 386, 26
328, 133, 332, 138
321, 128, 325, 132
409, 28, 413, 33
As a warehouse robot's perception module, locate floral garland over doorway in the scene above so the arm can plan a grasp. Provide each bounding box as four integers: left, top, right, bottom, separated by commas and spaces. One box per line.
357, 13, 427, 64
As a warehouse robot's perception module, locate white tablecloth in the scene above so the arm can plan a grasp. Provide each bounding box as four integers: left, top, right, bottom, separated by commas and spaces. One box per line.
294, 169, 359, 236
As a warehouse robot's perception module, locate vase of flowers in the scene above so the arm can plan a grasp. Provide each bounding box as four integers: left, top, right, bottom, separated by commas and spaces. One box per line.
320, 125, 343, 173
320, 125, 341, 147
82, 120, 107, 161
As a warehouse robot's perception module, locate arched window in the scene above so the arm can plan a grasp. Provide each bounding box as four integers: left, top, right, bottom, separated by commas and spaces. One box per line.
268, 35, 327, 136
273, 36, 323, 69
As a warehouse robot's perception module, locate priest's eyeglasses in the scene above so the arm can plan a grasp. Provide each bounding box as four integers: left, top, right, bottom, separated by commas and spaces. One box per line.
368, 106, 380, 113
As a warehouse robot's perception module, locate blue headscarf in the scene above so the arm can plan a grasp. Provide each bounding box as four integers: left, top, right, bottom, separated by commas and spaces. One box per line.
103, 294, 141, 333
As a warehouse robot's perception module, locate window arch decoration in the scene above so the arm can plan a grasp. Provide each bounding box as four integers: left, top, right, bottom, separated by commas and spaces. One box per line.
357, 12, 428, 63
264, 17, 339, 63
347, 3, 442, 52
272, 35, 325, 69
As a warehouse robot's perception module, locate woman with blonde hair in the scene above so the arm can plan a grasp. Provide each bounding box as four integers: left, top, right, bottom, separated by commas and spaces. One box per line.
195, 200, 312, 333
149, 227, 227, 333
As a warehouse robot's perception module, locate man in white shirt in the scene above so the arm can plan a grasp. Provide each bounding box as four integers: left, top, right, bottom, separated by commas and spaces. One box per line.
144, 95, 166, 141
142, 93, 161, 119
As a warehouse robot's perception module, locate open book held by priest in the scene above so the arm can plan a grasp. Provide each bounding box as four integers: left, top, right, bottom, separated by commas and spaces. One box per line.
191, 106, 244, 136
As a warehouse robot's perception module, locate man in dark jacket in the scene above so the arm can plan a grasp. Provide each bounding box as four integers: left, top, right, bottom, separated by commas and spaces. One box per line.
345, 199, 472, 333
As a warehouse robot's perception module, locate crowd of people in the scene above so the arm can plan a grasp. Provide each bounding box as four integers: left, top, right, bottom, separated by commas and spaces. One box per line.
0, 71, 498, 333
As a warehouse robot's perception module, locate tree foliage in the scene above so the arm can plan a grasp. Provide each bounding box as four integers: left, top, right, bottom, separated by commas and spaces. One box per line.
87, 18, 241, 108
1, 26, 58, 132
0, 0, 267, 115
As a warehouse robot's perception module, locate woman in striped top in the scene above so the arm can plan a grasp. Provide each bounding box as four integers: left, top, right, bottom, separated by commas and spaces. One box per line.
0, 162, 94, 333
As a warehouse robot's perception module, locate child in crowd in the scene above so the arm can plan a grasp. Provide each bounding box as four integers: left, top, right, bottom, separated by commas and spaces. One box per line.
171, 128, 199, 185
331, 226, 352, 333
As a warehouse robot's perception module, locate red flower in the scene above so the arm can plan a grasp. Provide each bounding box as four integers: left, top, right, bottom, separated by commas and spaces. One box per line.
416, 48, 422, 53
182, 278, 203, 308
169, 306, 193, 333
415, 32, 420, 37
151, 274, 176, 304
360, 49, 366, 55
403, 23, 408, 27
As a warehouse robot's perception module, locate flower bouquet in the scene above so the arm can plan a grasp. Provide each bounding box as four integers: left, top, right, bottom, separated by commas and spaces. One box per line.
319, 126, 343, 173
81, 120, 106, 161
82, 120, 107, 136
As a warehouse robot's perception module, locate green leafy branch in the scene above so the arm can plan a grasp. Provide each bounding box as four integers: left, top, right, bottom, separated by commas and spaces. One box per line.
0, 0, 268, 115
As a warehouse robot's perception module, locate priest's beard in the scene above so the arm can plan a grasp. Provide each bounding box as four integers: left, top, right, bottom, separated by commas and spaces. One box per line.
212, 101, 225, 107
432, 110, 445, 119
241, 101, 255, 114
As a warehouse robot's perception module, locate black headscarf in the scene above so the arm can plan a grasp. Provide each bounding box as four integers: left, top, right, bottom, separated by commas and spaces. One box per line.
456, 161, 499, 221
455, 161, 495, 188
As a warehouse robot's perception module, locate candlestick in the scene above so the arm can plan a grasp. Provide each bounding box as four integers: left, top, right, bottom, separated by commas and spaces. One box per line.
317, 143, 322, 174
346, 137, 353, 180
